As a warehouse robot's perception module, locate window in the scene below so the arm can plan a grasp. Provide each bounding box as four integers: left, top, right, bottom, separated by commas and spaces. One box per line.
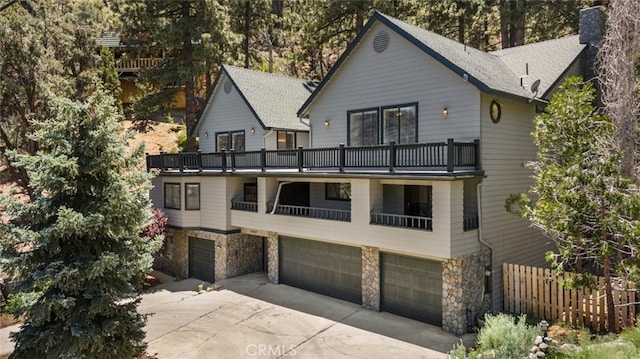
382, 103, 417, 144
216, 130, 245, 152
348, 108, 378, 146
164, 183, 181, 209
244, 183, 257, 203
348, 103, 418, 146
277, 131, 296, 149
185, 183, 200, 210
325, 183, 351, 201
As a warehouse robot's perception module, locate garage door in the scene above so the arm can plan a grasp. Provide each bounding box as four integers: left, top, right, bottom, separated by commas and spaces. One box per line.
381, 253, 442, 325
189, 237, 215, 283
279, 236, 362, 304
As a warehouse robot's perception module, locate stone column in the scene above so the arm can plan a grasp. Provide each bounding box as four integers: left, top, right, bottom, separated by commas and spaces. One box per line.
362, 246, 380, 311
442, 251, 490, 335
214, 235, 227, 282
266, 232, 279, 284
168, 229, 189, 279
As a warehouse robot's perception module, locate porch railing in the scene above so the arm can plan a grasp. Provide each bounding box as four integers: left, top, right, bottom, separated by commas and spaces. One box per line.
370, 212, 433, 231
266, 204, 351, 222
231, 200, 258, 212
146, 138, 480, 174
115, 57, 161, 72
463, 216, 479, 231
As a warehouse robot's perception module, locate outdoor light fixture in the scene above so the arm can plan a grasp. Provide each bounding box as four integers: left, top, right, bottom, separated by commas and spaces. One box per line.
442, 107, 449, 119
539, 319, 549, 338
204, 131, 209, 138
324, 120, 330, 128
250, 127, 255, 134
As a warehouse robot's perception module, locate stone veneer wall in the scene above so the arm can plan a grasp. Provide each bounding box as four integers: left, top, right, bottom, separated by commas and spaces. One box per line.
361, 246, 380, 311
266, 232, 279, 284
442, 250, 491, 335
167, 228, 263, 282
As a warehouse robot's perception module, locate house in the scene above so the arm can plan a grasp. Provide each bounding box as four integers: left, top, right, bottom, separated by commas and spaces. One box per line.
146, 8, 603, 335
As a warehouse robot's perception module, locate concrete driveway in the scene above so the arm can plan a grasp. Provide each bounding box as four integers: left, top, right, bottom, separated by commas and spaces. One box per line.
1, 272, 475, 358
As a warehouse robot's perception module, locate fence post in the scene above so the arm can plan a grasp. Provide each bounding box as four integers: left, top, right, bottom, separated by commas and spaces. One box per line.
297, 146, 304, 172
221, 150, 227, 173
178, 153, 184, 173
447, 138, 454, 173
474, 139, 481, 170
389, 141, 396, 173
261, 148, 266, 172
339, 144, 345, 172
197, 150, 202, 172
145, 153, 150, 171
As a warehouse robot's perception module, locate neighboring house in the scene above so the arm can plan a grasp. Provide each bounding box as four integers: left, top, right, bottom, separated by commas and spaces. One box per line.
146, 8, 603, 335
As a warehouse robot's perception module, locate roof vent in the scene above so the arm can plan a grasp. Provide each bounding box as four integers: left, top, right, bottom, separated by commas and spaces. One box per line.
373, 31, 390, 53
223, 80, 232, 94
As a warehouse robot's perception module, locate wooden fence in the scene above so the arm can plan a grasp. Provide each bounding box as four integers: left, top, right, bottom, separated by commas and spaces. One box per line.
503, 263, 637, 332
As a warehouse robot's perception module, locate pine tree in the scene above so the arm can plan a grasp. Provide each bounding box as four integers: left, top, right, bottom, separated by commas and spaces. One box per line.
0, 87, 161, 358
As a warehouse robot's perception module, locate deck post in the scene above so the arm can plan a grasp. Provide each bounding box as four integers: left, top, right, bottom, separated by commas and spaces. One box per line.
339, 144, 345, 172
389, 141, 396, 173
145, 153, 150, 171
197, 150, 202, 172
474, 139, 481, 170
297, 146, 304, 172
261, 148, 266, 172
221, 150, 227, 173
447, 138, 454, 173
230, 149, 236, 172
178, 153, 184, 173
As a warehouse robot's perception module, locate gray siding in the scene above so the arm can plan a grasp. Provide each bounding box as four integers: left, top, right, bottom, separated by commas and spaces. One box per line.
479, 93, 555, 312
198, 74, 265, 152
306, 22, 481, 148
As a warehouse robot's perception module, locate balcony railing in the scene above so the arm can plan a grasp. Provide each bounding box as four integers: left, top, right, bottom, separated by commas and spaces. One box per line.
267, 204, 351, 222
463, 216, 479, 231
370, 212, 433, 231
231, 200, 258, 212
115, 57, 162, 72
146, 138, 480, 174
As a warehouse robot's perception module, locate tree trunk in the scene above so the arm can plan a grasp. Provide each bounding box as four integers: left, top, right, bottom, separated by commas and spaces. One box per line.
356, 4, 364, 33
458, 14, 465, 44
182, 2, 197, 152
603, 252, 616, 332
243, 0, 251, 68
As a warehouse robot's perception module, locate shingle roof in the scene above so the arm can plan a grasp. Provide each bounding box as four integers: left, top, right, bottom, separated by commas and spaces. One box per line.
298, 12, 586, 115
197, 65, 313, 134
490, 35, 585, 99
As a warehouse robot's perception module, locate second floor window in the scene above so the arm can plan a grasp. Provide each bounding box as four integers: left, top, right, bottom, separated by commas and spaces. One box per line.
244, 183, 257, 203
216, 130, 245, 152
348, 108, 378, 146
382, 104, 417, 144
347, 103, 418, 146
277, 131, 296, 149
326, 183, 351, 201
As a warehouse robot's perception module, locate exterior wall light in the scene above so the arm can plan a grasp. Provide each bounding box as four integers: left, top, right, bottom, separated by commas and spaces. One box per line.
324, 120, 330, 128
442, 107, 449, 119
204, 131, 209, 138
250, 127, 255, 134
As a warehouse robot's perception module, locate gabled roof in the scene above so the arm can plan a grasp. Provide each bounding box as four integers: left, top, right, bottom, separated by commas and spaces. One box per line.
490, 35, 585, 99
194, 65, 313, 135
298, 12, 586, 116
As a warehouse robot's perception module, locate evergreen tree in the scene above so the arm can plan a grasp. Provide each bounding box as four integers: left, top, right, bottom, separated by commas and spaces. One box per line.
0, 88, 161, 358
99, 46, 123, 114
507, 77, 640, 332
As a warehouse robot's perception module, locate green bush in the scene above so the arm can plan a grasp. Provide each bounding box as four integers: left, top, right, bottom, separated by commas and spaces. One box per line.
449, 313, 541, 359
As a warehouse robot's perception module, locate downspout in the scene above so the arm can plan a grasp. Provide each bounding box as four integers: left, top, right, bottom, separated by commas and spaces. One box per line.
299, 116, 311, 147
477, 179, 494, 313
270, 181, 292, 214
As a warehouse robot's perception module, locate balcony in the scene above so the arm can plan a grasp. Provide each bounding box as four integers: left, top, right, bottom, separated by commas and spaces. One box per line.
146, 139, 480, 175
231, 200, 258, 212
370, 212, 433, 231
115, 57, 162, 72
266, 204, 351, 222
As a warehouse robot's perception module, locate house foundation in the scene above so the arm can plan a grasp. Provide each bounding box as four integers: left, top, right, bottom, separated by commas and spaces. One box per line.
442, 250, 491, 335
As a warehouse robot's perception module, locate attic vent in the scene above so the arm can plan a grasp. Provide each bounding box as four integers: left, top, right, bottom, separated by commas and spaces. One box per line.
372, 31, 390, 53
223, 80, 232, 94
